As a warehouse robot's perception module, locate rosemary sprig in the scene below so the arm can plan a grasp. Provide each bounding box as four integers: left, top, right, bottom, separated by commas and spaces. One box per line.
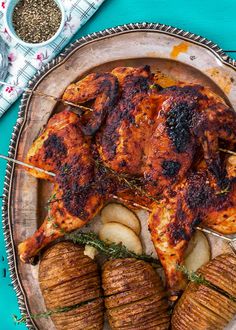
95, 159, 161, 204
13, 298, 96, 324
177, 265, 236, 302
66, 231, 160, 266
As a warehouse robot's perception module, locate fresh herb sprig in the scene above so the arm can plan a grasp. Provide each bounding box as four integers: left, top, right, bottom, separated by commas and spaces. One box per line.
216, 186, 231, 195
95, 159, 161, 204
177, 265, 236, 302
66, 231, 160, 266
13, 298, 96, 324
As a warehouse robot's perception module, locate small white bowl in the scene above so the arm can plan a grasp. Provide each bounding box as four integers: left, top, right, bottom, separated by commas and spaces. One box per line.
4, 0, 65, 48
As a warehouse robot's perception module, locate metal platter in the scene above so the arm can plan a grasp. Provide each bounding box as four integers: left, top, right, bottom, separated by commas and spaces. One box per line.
2, 22, 236, 329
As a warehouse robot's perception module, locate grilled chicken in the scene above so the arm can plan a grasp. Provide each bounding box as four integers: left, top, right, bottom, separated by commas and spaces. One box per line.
19, 111, 106, 262
99, 79, 236, 195
62, 72, 119, 135
18, 66, 236, 298
149, 167, 236, 297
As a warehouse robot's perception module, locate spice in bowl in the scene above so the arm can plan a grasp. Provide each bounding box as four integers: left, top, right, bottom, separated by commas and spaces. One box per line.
12, 0, 62, 44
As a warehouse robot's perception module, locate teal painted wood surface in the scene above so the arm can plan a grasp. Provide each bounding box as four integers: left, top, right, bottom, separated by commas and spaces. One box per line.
0, 0, 236, 329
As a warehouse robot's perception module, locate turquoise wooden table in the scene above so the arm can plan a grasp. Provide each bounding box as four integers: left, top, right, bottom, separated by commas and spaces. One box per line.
1, 0, 236, 328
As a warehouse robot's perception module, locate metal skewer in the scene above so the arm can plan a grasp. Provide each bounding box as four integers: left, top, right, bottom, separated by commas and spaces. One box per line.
0, 154, 55, 177
112, 195, 236, 244
196, 226, 236, 242
1, 154, 236, 248
111, 195, 152, 212
219, 148, 236, 156
0, 80, 93, 112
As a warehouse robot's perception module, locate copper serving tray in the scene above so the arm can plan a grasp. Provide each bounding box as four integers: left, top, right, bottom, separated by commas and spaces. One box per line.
2, 23, 236, 329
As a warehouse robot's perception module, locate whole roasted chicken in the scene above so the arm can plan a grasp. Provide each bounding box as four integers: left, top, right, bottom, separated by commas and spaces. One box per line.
18, 66, 236, 298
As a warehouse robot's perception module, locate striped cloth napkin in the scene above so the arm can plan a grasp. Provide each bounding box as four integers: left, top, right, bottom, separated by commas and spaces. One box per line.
0, 0, 105, 117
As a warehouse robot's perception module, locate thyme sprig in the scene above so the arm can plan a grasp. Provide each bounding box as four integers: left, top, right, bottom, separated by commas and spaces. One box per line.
45, 192, 57, 211
13, 298, 96, 324
94, 159, 161, 204
66, 231, 160, 265
177, 265, 236, 302
216, 186, 231, 195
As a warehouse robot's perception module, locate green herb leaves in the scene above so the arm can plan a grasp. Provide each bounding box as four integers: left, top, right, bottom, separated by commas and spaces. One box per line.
66, 231, 160, 265
177, 264, 236, 302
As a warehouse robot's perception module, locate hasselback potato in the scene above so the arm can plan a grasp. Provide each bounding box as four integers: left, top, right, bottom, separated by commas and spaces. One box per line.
172, 253, 236, 330
102, 258, 170, 330
39, 241, 104, 330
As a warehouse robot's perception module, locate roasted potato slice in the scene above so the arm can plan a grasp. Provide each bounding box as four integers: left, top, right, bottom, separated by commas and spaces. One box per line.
52, 298, 104, 330
99, 222, 143, 254
172, 253, 236, 330
102, 258, 170, 330
199, 254, 236, 297
39, 242, 104, 330
102, 259, 161, 296
101, 203, 141, 235
105, 285, 166, 309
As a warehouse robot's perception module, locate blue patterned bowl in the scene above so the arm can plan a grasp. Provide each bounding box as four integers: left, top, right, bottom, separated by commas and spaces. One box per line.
4, 0, 65, 48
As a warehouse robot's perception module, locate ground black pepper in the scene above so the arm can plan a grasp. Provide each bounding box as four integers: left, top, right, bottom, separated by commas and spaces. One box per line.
12, 0, 62, 44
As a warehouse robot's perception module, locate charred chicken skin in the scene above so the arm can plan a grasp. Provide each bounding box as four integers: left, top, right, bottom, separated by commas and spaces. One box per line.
19, 66, 236, 298
19, 111, 106, 261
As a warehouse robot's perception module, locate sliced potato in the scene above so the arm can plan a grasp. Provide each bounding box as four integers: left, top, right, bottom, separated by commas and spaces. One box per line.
103, 258, 170, 330
39, 242, 104, 329
99, 222, 143, 255
184, 231, 211, 272
172, 254, 236, 330
101, 203, 141, 235
184, 235, 197, 258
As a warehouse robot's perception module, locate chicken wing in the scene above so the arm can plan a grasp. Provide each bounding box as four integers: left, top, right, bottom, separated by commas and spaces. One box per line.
62, 72, 119, 135
97, 65, 155, 176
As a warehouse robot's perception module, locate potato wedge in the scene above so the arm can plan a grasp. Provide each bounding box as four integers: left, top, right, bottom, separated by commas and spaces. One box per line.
99, 222, 143, 255
101, 203, 141, 235
184, 231, 210, 272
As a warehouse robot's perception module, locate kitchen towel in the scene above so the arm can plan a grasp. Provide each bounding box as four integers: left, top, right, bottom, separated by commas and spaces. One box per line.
0, 0, 105, 117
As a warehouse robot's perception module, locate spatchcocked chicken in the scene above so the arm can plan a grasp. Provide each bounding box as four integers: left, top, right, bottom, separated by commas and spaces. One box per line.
18, 66, 236, 298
